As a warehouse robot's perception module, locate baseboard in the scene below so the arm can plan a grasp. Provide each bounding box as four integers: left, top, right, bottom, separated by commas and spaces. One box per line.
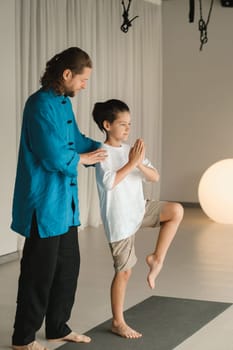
0, 251, 20, 265
180, 202, 201, 208
160, 200, 201, 208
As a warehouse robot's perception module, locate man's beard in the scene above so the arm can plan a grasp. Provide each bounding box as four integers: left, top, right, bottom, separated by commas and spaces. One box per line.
63, 88, 76, 98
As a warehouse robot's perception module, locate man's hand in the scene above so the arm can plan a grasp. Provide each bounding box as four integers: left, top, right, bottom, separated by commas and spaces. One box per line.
79, 149, 108, 165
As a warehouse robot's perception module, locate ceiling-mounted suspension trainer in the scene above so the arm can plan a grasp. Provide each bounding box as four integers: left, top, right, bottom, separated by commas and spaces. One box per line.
189, 0, 215, 51
120, 0, 139, 33
198, 0, 214, 50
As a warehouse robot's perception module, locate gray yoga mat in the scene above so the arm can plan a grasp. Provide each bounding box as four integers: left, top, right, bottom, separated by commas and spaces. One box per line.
57, 296, 231, 350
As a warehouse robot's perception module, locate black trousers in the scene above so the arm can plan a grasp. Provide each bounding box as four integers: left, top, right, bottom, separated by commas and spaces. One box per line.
12, 214, 80, 345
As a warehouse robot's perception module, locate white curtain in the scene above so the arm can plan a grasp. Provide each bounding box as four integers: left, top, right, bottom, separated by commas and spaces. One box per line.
15, 0, 162, 228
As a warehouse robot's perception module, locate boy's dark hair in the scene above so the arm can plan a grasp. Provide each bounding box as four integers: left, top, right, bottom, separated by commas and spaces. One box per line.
92, 99, 130, 133
40, 47, 92, 94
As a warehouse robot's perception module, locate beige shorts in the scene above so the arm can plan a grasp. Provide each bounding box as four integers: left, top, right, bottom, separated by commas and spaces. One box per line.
109, 200, 162, 272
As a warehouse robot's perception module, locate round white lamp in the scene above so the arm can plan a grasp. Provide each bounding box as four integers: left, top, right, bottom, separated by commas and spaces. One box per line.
198, 159, 233, 224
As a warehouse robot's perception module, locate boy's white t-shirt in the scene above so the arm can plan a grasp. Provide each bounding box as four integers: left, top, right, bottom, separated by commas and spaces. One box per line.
95, 143, 155, 243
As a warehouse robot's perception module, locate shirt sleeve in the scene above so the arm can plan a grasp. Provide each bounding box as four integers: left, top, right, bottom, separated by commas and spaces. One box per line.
141, 157, 156, 182
27, 108, 79, 177
74, 121, 101, 153
95, 155, 116, 191
142, 157, 155, 169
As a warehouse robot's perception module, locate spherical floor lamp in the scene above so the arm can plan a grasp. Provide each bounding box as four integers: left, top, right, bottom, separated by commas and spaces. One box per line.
198, 159, 233, 224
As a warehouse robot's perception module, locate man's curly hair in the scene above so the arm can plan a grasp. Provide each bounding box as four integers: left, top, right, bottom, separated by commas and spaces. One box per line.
40, 47, 92, 94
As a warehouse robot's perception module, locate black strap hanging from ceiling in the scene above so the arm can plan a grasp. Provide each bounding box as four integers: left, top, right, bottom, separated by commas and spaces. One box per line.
189, 0, 195, 22
120, 0, 139, 33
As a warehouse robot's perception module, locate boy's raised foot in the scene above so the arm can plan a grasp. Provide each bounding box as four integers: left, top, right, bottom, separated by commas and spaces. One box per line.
146, 254, 163, 289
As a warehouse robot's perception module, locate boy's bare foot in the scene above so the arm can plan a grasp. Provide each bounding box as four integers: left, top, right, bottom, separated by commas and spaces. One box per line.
112, 322, 142, 339
146, 254, 163, 289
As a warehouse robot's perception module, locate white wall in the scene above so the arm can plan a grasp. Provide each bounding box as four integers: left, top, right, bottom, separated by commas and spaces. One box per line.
0, 0, 18, 255
161, 0, 233, 203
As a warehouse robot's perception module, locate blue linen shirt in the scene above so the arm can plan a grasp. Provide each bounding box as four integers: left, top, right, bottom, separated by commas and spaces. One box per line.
11, 88, 100, 238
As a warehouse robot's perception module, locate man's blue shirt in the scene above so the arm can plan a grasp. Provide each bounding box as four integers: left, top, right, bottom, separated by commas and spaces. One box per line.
11, 88, 100, 238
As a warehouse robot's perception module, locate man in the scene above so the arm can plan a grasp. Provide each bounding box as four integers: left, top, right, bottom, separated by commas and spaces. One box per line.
11, 47, 106, 350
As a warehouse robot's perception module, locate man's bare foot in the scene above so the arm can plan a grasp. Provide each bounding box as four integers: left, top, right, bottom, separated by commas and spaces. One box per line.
12, 341, 49, 350
47, 331, 91, 343
146, 254, 163, 289
112, 322, 142, 339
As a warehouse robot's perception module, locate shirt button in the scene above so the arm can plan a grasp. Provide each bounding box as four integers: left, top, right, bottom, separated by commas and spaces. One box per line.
67, 120, 72, 124
68, 142, 74, 145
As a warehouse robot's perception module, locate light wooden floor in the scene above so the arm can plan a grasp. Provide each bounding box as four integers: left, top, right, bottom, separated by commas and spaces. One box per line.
1, 207, 233, 349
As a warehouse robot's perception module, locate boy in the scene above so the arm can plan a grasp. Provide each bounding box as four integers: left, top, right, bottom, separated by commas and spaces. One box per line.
93, 99, 183, 339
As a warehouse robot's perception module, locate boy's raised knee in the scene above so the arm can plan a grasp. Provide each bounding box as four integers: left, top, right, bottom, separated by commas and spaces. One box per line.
172, 202, 184, 221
